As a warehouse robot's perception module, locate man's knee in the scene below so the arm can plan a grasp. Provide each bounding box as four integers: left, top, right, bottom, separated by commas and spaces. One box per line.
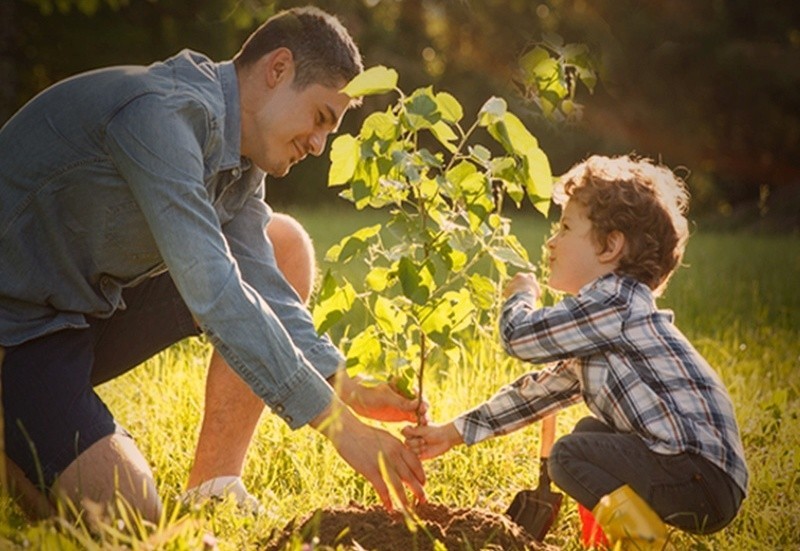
267, 213, 316, 303
53, 433, 161, 524
1, 455, 54, 520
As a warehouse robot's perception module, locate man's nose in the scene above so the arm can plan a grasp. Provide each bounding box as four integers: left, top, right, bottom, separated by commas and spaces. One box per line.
309, 132, 327, 157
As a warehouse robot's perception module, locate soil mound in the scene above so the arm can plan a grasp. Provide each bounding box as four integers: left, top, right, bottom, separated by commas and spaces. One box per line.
266, 501, 552, 550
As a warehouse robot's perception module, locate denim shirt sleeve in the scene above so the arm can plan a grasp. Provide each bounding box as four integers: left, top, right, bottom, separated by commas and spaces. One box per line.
104, 94, 333, 428
221, 194, 345, 380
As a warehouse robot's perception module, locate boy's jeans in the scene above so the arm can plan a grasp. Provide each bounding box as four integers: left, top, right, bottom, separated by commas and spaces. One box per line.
548, 416, 744, 534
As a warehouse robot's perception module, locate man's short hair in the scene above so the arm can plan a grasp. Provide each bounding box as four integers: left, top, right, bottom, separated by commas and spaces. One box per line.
555, 155, 690, 296
234, 6, 363, 90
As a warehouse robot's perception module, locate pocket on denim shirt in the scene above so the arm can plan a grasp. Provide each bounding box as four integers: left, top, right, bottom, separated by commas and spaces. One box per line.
102, 200, 163, 269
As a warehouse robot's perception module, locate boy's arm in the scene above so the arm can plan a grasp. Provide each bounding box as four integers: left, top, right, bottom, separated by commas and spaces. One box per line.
454, 361, 582, 445
500, 277, 628, 364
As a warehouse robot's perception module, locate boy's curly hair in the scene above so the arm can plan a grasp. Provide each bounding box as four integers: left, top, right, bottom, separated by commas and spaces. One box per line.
554, 155, 690, 296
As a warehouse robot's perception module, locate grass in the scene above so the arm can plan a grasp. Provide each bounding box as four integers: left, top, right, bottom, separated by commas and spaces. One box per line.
1, 205, 799, 550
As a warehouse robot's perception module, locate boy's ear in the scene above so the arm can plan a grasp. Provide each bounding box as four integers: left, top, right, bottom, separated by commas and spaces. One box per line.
599, 230, 626, 264
264, 47, 295, 88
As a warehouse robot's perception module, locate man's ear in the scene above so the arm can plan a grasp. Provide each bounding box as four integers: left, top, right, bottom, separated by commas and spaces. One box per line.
599, 230, 626, 264
264, 47, 295, 88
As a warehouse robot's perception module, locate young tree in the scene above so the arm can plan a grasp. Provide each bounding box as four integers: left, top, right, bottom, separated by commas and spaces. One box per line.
314, 67, 555, 418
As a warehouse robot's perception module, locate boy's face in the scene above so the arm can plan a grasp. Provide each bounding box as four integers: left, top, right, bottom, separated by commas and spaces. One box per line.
546, 199, 615, 294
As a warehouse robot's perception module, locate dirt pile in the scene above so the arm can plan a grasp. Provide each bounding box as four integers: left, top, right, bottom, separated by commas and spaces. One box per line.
266, 501, 553, 551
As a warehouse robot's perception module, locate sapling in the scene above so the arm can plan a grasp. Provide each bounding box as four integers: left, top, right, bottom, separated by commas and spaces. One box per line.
313, 66, 555, 423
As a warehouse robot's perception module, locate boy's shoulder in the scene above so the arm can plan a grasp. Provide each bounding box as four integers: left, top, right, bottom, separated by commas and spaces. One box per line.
585, 272, 650, 299
583, 273, 659, 316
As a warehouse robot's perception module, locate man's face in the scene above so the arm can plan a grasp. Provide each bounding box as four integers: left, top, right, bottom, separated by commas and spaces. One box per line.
244, 76, 350, 177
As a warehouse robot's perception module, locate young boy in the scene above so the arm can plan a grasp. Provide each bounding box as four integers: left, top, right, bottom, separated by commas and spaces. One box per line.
403, 155, 747, 547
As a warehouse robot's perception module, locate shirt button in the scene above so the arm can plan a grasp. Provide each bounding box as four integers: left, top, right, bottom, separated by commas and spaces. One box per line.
275, 404, 285, 414
231, 167, 241, 179
285, 416, 293, 424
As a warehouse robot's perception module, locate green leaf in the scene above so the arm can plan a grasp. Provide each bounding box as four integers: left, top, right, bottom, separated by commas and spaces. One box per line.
365, 266, 392, 292
446, 160, 478, 186
441, 246, 467, 272
403, 89, 441, 130
469, 145, 492, 164
430, 121, 458, 152
398, 257, 431, 305
435, 91, 463, 123
418, 176, 439, 200
328, 134, 360, 187
519, 46, 550, 85
468, 273, 496, 309
392, 366, 417, 399
524, 148, 553, 217
345, 326, 382, 372
489, 243, 530, 269
487, 111, 539, 157
341, 65, 398, 97
360, 111, 399, 141
418, 290, 475, 345
374, 296, 408, 335
325, 224, 381, 263
478, 97, 507, 126
312, 272, 356, 334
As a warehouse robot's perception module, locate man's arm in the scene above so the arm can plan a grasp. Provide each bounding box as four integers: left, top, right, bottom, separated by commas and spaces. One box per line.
220, 195, 344, 380
106, 98, 426, 508
105, 96, 333, 428
222, 195, 426, 423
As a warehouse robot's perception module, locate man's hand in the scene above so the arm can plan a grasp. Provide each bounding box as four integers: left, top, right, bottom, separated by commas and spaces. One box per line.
503, 272, 541, 301
402, 422, 464, 461
311, 401, 426, 510
330, 372, 429, 424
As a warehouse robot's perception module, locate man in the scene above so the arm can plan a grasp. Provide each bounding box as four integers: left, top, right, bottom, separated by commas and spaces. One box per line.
0, 6, 425, 522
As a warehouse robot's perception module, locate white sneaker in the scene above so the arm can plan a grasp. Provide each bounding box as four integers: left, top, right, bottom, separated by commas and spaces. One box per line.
181, 476, 264, 514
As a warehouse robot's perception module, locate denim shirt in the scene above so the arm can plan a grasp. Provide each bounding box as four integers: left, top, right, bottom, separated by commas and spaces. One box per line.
0, 50, 344, 428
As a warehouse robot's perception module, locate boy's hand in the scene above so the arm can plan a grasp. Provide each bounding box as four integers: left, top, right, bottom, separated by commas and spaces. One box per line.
503, 272, 541, 301
401, 422, 463, 460
330, 372, 429, 424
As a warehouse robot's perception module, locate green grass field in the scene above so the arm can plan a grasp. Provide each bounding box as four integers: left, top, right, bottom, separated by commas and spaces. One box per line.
1, 206, 798, 550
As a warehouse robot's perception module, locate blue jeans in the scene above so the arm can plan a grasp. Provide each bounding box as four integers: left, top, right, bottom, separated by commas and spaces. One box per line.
2, 274, 199, 490
548, 416, 744, 534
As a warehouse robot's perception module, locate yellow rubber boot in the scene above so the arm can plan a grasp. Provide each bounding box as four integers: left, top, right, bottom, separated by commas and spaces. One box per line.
592, 485, 667, 550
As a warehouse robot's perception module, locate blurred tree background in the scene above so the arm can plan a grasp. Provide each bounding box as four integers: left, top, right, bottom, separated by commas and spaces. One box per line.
2, 0, 798, 229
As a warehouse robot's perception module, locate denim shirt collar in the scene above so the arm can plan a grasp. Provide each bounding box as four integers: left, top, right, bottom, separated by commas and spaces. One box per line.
218, 60, 242, 172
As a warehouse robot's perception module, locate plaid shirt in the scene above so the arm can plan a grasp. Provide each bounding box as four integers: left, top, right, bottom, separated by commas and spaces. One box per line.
454, 273, 748, 495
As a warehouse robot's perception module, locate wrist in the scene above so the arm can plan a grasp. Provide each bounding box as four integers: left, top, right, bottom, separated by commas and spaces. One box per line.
309, 397, 344, 431
328, 370, 359, 405
445, 422, 464, 447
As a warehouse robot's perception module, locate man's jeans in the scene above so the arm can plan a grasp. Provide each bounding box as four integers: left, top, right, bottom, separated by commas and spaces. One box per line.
2, 274, 199, 490
548, 416, 744, 534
